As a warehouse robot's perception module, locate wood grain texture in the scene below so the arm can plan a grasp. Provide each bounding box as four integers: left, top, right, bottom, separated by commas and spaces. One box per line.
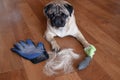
0, 0, 120, 80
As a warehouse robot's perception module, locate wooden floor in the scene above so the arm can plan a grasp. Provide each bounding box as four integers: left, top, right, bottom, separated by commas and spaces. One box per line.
0, 0, 120, 80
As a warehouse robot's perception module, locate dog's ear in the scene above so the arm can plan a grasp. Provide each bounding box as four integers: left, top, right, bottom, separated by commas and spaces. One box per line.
64, 4, 73, 16
44, 4, 53, 17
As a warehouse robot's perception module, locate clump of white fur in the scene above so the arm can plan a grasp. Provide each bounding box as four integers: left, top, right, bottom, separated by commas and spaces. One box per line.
43, 48, 80, 76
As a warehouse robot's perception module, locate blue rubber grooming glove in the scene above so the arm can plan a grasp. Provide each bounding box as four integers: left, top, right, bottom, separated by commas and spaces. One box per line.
11, 39, 49, 64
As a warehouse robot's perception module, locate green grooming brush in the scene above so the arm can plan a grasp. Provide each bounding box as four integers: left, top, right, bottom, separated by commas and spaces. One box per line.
84, 45, 96, 58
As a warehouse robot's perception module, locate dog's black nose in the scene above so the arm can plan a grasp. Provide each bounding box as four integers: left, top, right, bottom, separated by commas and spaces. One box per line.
55, 18, 62, 25
54, 16, 64, 26
52, 16, 65, 27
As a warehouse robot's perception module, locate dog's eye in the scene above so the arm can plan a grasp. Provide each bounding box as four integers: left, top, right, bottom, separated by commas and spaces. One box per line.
48, 8, 56, 14
48, 13, 55, 19
61, 13, 68, 18
48, 10, 53, 14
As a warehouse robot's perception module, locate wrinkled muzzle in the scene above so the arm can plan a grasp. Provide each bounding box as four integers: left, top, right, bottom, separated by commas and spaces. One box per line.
51, 16, 66, 28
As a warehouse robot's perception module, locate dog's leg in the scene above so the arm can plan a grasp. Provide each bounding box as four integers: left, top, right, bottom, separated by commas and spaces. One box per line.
74, 31, 91, 48
45, 33, 60, 52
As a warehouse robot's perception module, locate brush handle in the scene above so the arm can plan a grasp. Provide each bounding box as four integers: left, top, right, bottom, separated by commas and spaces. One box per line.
78, 56, 92, 70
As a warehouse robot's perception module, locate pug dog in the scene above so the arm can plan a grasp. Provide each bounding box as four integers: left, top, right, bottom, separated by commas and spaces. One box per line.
43, 0, 94, 70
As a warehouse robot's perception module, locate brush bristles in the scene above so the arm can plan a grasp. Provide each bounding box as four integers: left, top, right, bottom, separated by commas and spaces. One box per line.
43, 48, 80, 76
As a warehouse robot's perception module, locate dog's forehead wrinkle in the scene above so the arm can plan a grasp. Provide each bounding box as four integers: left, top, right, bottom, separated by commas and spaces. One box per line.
50, 4, 69, 14
56, 5, 59, 14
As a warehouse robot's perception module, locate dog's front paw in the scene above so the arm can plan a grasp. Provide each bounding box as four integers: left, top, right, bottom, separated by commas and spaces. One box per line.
52, 44, 60, 52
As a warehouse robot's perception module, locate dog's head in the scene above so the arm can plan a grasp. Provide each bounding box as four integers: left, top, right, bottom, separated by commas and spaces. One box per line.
44, 0, 73, 28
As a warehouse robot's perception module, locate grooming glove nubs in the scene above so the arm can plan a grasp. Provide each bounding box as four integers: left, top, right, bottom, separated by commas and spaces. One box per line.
11, 39, 49, 64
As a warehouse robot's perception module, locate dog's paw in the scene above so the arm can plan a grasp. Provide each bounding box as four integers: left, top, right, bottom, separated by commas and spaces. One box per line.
52, 44, 60, 52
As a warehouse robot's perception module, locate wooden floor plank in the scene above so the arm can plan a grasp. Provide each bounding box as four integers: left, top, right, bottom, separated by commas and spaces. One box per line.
78, 60, 112, 80
0, 69, 28, 80
95, 44, 120, 80
0, 0, 24, 73
55, 72, 82, 80
75, 3, 120, 44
